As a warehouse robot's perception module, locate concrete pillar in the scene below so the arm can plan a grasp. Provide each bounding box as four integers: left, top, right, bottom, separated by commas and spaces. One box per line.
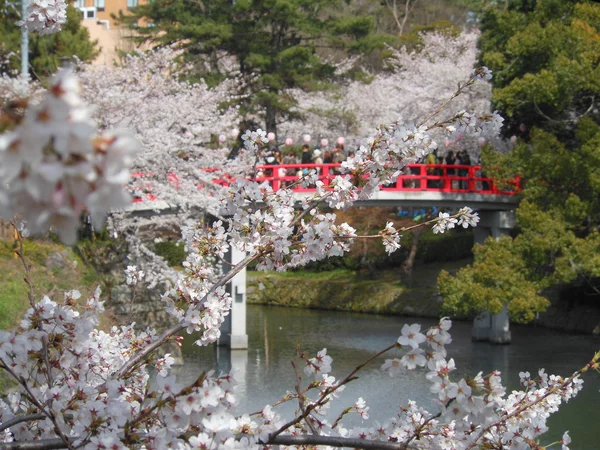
219, 245, 248, 349
473, 210, 515, 245
214, 344, 249, 380
489, 305, 511, 344
472, 311, 491, 341
472, 210, 515, 344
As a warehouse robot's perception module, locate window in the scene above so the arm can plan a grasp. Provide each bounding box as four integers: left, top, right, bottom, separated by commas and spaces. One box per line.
73, 0, 85, 9
94, 0, 105, 11
127, 0, 138, 8
78, 6, 96, 19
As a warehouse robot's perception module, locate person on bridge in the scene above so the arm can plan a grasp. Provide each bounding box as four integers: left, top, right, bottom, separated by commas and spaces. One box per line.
445, 150, 456, 189
312, 149, 323, 165
281, 151, 297, 187
426, 150, 439, 188
301, 144, 312, 165
457, 149, 471, 190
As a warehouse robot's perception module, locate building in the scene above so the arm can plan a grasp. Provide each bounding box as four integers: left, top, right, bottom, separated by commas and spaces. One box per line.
73, 0, 145, 25
72, 0, 148, 65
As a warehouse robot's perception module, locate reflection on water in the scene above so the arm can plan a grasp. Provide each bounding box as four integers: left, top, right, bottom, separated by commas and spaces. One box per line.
176, 305, 600, 449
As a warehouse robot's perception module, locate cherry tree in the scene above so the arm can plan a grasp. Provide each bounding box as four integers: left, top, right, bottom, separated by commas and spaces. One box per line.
78, 48, 245, 209
279, 31, 508, 157
0, 5, 598, 449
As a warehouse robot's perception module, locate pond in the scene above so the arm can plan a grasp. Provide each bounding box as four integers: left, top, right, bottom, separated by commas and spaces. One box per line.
176, 305, 600, 449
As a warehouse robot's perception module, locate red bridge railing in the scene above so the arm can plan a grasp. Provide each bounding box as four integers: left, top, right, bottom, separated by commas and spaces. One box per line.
214, 163, 520, 195
131, 164, 519, 203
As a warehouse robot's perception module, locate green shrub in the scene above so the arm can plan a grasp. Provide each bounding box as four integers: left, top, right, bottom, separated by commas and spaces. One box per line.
153, 241, 187, 267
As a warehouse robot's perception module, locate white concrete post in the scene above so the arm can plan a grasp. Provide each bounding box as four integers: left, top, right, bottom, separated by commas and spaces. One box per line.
489, 305, 511, 344
472, 210, 515, 344
219, 244, 249, 349
472, 311, 491, 341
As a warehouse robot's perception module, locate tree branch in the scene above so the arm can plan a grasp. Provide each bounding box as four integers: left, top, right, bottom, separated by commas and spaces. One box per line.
0, 414, 46, 433
0, 438, 77, 450
268, 434, 416, 449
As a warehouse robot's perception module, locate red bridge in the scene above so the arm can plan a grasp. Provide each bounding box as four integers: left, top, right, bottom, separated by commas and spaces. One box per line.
131, 163, 520, 211
215, 163, 519, 196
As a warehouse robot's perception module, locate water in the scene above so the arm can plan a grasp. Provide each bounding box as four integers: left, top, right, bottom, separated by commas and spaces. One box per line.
177, 305, 600, 448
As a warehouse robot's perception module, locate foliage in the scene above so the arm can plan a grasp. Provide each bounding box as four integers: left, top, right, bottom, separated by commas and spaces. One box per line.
439, 0, 600, 323
438, 235, 551, 323
0, 4, 99, 79
153, 240, 187, 267
478, 0, 600, 139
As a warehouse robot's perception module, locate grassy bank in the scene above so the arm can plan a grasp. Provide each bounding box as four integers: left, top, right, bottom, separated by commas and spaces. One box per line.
0, 238, 101, 330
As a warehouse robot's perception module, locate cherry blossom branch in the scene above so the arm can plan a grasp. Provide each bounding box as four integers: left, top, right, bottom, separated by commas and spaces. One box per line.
0, 437, 77, 449
267, 343, 396, 441
1, 364, 75, 450
114, 252, 260, 378
11, 223, 57, 404
290, 359, 319, 435
465, 352, 600, 450
12, 223, 36, 309
268, 434, 417, 449
0, 414, 46, 433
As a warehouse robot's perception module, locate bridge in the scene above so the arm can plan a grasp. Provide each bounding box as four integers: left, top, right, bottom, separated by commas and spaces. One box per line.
212, 163, 519, 207
127, 163, 520, 348
212, 162, 519, 245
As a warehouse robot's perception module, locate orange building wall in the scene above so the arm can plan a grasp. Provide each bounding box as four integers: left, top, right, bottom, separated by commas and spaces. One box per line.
75, 0, 148, 28
74, 0, 150, 65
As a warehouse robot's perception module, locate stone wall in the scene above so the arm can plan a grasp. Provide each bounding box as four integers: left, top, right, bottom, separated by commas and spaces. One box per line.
536, 284, 600, 334
107, 274, 184, 363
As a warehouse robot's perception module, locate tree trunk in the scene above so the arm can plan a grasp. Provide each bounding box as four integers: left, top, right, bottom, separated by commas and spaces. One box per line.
359, 218, 378, 278
401, 231, 420, 285
265, 104, 277, 139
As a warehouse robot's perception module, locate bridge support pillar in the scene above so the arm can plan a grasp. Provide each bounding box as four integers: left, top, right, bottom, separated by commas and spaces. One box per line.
473, 210, 515, 244
219, 245, 248, 350
472, 210, 515, 344
472, 307, 511, 344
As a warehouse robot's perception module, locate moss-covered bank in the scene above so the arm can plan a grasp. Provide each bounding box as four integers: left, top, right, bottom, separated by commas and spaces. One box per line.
247, 260, 472, 318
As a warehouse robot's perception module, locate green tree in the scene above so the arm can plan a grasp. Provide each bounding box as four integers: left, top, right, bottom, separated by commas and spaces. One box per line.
477, 0, 600, 139
438, 0, 600, 323
0, 4, 99, 79
125, 0, 393, 136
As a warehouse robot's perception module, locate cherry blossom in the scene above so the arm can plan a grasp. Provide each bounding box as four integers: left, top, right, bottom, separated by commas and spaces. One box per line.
0, 70, 140, 244
21, 0, 67, 35
397, 323, 427, 349
304, 348, 333, 376
432, 212, 459, 234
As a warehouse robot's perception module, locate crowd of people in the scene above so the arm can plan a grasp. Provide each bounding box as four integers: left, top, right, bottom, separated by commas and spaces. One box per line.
425, 148, 472, 189
258, 140, 355, 181
258, 138, 475, 190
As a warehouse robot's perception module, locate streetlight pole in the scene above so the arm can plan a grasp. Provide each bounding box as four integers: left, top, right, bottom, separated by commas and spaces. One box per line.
4, 0, 30, 78
20, 0, 29, 78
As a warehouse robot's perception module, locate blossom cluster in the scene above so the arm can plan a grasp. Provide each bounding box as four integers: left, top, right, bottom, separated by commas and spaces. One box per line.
78, 48, 242, 212
0, 70, 140, 244
20, 0, 67, 35
433, 207, 480, 234
279, 319, 588, 450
